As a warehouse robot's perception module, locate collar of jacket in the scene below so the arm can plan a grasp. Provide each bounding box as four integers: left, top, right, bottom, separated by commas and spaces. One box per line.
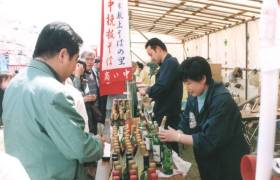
29, 59, 61, 82
201, 79, 214, 113
203, 79, 229, 111
187, 79, 228, 117
159, 53, 172, 66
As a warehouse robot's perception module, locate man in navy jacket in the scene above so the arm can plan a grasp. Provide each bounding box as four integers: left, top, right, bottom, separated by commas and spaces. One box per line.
140, 38, 183, 152
159, 56, 249, 180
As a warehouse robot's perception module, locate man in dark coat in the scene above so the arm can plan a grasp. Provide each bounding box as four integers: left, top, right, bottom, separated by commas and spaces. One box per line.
140, 38, 183, 152
159, 56, 249, 180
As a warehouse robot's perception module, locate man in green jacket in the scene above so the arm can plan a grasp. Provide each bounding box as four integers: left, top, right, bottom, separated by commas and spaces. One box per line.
2, 22, 104, 180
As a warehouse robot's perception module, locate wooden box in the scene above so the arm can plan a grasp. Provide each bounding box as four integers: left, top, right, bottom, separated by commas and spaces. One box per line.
210, 63, 222, 81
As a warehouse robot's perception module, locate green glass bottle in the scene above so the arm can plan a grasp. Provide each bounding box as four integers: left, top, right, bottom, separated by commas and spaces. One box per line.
140, 153, 149, 180
153, 121, 159, 133
152, 116, 167, 167
140, 120, 148, 141
118, 126, 125, 154
152, 133, 161, 166
162, 144, 173, 175
122, 153, 133, 180
130, 125, 136, 144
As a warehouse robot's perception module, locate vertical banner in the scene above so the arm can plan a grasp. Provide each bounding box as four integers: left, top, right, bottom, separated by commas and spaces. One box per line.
100, 0, 132, 96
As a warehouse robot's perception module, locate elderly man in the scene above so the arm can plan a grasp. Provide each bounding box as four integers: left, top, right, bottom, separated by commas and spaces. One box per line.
3, 22, 103, 180
73, 50, 102, 134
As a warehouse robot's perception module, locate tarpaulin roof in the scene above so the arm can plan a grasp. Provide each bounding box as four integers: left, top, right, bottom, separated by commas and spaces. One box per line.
128, 0, 262, 40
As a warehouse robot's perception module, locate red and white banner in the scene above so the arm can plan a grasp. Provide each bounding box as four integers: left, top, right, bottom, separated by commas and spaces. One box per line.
100, 0, 132, 95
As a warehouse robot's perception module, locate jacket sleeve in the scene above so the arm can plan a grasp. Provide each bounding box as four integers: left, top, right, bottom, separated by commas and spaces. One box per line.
45, 91, 103, 164
192, 94, 240, 158
147, 59, 178, 99
72, 76, 84, 94
177, 99, 192, 134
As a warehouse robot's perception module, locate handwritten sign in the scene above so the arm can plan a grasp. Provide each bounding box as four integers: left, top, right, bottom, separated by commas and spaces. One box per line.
100, 0, 132, 85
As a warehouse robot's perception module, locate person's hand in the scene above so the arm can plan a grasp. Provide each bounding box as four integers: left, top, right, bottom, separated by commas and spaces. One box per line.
96, 135, 105, 157
84, 94, 97, 102
83, 96, 90, 102
139, 88, 147, 96
102, 135, 111, 143
93, 134, 106, 145
159, 126, 181, 142
74, 63, 84, 77
97, 123, 104, 136
89, 95, 97, 101
98, 135, 106, 143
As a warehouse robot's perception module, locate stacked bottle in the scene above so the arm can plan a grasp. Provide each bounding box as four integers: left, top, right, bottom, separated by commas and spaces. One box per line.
111, 99, 131, 126
112, 152, 122, 180
111, 99, 173, 179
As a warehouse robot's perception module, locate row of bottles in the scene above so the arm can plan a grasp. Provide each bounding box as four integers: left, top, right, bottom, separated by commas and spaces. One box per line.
112, 151, 159, 180
111, 97, 173, 179
140, 153, 158, 180
111, 99, 131, 126
142, 116, 173, 175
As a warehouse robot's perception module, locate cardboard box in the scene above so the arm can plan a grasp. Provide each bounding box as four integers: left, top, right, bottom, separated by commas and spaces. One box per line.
210, 63, 222, 81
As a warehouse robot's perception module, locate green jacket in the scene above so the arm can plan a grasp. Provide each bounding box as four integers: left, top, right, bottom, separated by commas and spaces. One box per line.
3, 60, 103, 180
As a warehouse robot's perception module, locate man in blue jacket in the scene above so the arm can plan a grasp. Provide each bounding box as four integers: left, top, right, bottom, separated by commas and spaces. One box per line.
159, 56, 249, 180
140, 38, 183, 152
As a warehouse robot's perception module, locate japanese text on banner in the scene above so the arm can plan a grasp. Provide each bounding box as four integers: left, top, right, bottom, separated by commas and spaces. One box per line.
100, 0, 132, 84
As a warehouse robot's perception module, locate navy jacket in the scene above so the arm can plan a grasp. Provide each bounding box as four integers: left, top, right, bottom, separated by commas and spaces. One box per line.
147, 54, 183, 127
178, 80, 249, 180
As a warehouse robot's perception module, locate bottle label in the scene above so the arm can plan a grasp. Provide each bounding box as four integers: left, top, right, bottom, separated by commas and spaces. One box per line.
142, 130, 148, 139
118, 126, 124, 142
152, 145, 161, 162
84, 83, 90, 95
145, 137, 150, 150
189, 112, 197, 129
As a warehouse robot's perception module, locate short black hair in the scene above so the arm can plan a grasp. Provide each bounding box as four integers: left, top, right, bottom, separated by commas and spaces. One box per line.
77, 60, 86, 71
145, 38, 167, 51
33, 22, 83, 59
95, 57, 100, 63
179, 56, 212, 84
136, 61, 144, 70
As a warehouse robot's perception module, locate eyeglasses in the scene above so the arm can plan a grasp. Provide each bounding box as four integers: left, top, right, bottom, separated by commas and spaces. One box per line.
86, 58, 95, 62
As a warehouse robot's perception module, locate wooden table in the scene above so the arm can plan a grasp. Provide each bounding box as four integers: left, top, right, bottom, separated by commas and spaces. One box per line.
241, 111, 280, 121
96, 144, 186, 180
241, 110, 280, 152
